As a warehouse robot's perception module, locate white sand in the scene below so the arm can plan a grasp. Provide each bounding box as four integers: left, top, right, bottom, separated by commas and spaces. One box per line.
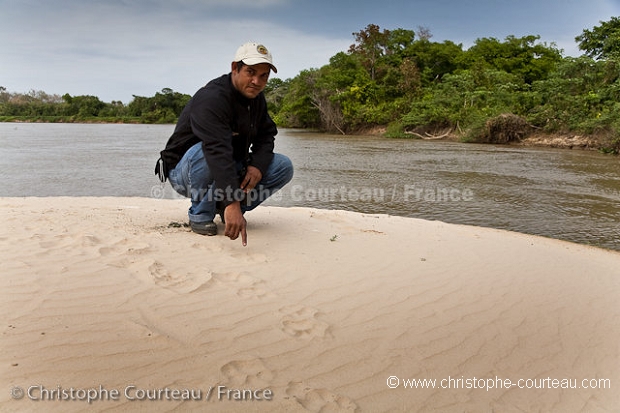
1, 197, 618, 412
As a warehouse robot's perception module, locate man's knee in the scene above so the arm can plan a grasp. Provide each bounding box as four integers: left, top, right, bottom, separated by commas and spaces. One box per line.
273, 153, 294, 184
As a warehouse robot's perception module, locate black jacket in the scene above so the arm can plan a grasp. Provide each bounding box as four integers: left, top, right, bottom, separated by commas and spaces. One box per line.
157, 74, 276, 206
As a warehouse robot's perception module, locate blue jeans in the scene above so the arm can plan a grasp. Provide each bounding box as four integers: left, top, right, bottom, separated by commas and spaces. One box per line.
168, 142, 293, 223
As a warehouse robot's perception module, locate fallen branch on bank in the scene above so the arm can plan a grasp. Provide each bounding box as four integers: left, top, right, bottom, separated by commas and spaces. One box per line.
405, 127, 453, 140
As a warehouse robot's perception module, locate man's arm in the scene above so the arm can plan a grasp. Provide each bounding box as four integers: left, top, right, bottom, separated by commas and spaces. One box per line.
248, 97, 276, 176
189, 85, 249, 245
189, 85, 240, 208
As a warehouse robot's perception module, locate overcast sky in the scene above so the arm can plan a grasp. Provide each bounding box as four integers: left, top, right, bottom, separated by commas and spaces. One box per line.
2, 0, 618, 103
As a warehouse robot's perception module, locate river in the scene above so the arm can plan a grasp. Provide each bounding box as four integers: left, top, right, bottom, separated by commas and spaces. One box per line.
1, 123, 619, 251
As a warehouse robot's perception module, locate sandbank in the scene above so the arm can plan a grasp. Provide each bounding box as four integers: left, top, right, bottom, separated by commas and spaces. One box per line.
1, 197, 618, 412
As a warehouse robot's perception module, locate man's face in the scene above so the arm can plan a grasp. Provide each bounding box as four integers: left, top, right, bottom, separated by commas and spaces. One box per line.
231, 62, 271, 99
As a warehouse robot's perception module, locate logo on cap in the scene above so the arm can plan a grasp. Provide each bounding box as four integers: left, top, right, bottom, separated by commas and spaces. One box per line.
256, 45, 268, 55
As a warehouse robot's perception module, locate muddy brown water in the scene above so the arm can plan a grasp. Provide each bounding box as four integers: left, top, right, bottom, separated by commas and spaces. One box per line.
2, 124, 619, 250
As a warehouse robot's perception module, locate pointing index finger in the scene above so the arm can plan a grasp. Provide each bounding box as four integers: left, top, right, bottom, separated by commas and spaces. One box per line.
241, 218, 247, 246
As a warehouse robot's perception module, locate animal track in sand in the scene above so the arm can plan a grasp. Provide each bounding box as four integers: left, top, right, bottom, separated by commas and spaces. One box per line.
278, 305, 331, 339
35, 233, 105, 256
98, 238, 151, 257
147, 261, 175, 285
28, 233, 115, 267
219, 358, 274, 388
209, 272, 275, 299
190, 242, 267, 264
120, 258, 272, 296
285, 381, 358, 412
229, 251, 268, 264
116, 258, 211, 294
236, 283, 275, 299
190, 241, 224, 253
144, 260, 207, 293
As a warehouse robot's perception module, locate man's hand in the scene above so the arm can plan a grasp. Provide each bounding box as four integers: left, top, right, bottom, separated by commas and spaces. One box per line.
224, 201, 247, 246
240, 165, 262, 193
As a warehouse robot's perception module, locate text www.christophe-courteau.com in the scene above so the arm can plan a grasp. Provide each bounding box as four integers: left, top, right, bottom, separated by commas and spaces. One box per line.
386, 376, 612, 391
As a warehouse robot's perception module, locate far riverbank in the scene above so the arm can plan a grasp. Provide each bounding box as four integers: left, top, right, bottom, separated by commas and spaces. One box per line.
2, 118, 618, 153
357, 125, 618, 153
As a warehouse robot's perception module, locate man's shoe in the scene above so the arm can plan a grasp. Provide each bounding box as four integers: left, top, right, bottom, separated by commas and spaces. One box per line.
189, 220, 217, 236
215, 202, 225, 224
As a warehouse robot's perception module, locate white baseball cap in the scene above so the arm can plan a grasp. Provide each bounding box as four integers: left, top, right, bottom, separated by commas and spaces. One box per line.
233, 42, 277, 73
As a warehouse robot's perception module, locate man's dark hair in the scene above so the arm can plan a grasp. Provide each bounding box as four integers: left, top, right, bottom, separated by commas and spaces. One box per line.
235, 61, 246, 72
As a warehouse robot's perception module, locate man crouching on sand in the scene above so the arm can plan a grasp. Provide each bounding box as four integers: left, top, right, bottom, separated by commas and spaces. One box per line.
155, 42, 293, 246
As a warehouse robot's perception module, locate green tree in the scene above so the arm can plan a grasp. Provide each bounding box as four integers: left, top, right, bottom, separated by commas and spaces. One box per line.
576, 16, 620, 60
349, 24, 391, 80
276, 69, 322, 128
405, 39, 464, 85
0, 86, 8, 104
529, 56, 620, 133
403, 68, 525, 132
264, 77, 288, 115
386, 28, 416, 55
126, 88, 190, 123
457, 35, 562, 84
61, 94, 105, 117
127, 95, 150, 117
99, 101, 127, 118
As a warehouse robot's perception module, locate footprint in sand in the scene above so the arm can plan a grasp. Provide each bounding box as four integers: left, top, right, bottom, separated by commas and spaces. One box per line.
278, 305, 331, 339
220, 358, 274, 388
285, 381, 358, 412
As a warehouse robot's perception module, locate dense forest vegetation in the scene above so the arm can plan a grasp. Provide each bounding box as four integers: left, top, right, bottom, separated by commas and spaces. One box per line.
2, 17, 619, 152
0, 87, 191, 125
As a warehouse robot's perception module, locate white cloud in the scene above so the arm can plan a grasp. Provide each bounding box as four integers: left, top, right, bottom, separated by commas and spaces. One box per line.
1, 0, 349, 102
